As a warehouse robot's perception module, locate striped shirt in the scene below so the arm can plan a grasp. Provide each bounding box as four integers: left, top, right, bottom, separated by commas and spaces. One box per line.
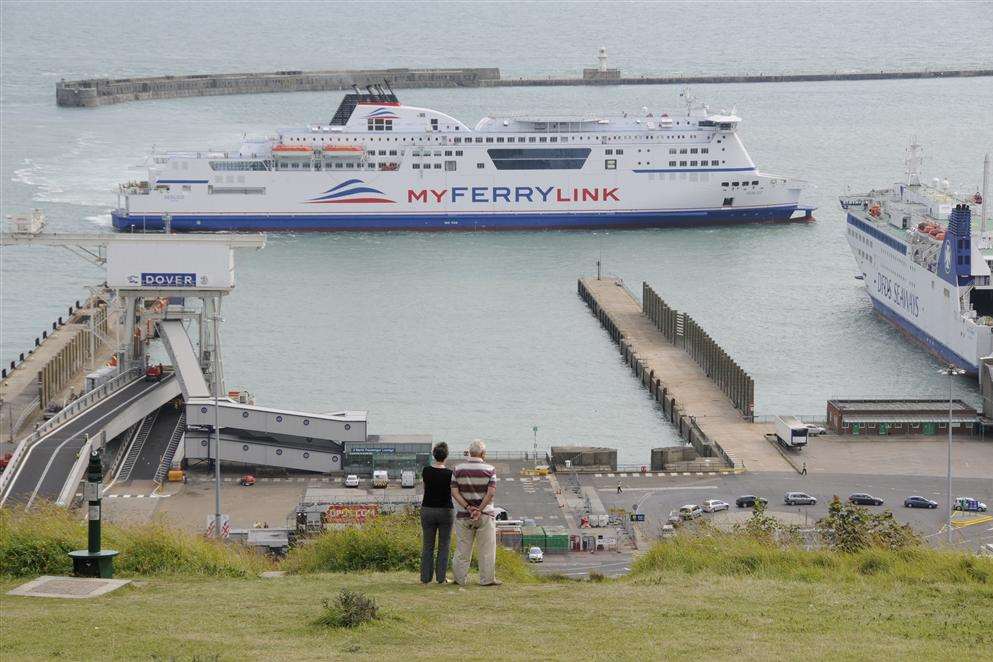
451, 457, 496, 519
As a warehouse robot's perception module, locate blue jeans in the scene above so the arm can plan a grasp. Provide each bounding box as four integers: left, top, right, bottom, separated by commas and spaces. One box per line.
421, 507, 455, 583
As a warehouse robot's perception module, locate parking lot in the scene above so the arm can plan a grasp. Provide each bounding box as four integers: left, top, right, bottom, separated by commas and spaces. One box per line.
590, 470, 992, 550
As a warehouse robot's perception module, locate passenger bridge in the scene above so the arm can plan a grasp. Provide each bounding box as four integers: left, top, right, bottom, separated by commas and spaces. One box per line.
0, 371, 180, 507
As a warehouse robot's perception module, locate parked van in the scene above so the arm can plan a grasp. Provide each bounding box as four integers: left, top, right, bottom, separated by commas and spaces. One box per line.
372, 470, 389, 488
400, 470, 415, 488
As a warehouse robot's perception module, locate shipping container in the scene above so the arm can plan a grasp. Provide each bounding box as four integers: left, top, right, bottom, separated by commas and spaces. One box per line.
521, 526, 545, 550
542, 526, 570, 553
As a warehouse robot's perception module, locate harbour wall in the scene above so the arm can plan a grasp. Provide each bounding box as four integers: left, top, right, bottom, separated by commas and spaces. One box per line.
578, 276, 790, 472
56, 67, 993, 107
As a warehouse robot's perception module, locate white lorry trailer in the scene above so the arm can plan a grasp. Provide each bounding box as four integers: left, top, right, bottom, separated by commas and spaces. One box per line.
775, 416, 809, 448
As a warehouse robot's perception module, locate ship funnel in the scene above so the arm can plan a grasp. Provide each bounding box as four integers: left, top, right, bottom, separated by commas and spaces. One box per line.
938, 204, 974, 286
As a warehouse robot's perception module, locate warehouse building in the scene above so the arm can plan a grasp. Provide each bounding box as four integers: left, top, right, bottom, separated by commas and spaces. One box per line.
342, 435, 433, 477
826, 399, 981, 437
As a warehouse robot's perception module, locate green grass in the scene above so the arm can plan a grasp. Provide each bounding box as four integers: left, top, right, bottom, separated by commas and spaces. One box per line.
2, 509, 991, 659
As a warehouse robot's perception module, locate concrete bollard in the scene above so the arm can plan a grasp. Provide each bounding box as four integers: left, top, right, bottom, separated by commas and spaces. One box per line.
58, 316, 63, 325
19, 353, 24, 362
35, 338, 40, 347
1, 369, 5, 379
43, 330, 47, 339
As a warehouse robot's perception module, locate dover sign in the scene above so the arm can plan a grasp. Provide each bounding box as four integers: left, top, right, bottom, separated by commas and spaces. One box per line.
106, 242, 234, 290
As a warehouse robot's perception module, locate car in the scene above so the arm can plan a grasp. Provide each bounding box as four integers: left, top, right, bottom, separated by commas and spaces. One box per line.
527, 546, 544, 563
660, 524, 676, 539
702, 499, 730, 513
848, 493, 884, 506
953, 497, 988, 512
735, 495, 769, 508
238, 475, 255, 487
666, 511, 682, 526
784, 492, 817, 506
804, 424, 827, 436
144, 364, 164, 382
904, 495, 938, 509
678, 504, 703, 520
492, 507, 509, 521
344, 474, 360, 488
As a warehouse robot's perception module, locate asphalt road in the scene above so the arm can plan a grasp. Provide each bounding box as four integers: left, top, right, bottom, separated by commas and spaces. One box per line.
592, 471, 993, 550
1, 377, 174, 507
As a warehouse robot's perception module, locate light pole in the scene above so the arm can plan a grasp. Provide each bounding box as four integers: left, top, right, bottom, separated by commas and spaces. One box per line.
212, 298, 223, 539
939, 364, 965, 544
532, 425, 538, 470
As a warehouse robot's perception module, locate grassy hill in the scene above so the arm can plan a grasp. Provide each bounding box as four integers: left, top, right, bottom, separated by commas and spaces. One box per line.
2, 507, 991, 660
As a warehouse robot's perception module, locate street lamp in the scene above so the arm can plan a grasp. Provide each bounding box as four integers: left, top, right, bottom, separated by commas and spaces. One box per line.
939, 364, 966, 544
532, 425, 538, 471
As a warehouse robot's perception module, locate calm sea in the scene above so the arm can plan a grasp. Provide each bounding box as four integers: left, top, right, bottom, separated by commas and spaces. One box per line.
2, 2, 992, 459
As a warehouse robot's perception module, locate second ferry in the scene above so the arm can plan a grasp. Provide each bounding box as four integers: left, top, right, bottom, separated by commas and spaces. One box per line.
113, 87, 811, 232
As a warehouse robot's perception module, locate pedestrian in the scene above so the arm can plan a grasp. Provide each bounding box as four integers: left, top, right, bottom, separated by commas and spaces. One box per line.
617, 481, 623, 494
420, 442, 455, 585
451, 439, 500, 587
801, 461, 807, 476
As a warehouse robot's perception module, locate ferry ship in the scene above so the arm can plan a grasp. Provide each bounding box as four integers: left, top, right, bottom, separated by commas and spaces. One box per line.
112, 88, 811, 232
841, 142, 992, 374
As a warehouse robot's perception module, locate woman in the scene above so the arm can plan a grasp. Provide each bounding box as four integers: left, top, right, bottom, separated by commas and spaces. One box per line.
420, 441, 455, 584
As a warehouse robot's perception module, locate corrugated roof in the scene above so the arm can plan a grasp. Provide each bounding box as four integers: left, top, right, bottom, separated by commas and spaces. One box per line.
842, 414, 979, 424
830, 399, 976, 414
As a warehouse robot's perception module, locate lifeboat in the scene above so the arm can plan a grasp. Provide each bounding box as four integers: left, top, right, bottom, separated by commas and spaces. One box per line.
868, 204, 881, 218
272, 145, 312, 153
319, 145, 363, 153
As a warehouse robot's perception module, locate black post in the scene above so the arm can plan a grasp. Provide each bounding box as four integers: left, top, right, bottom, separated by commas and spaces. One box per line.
69, 448, 119, 578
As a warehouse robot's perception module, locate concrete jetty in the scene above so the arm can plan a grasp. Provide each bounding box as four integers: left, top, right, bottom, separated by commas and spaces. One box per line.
56, 66, 993, 107
578, 276, 790, 472
0, 293, 117, 445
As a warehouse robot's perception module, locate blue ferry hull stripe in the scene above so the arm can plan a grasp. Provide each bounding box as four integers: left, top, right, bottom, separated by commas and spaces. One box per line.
112, 205, 801, 231
869, 295, 978, 373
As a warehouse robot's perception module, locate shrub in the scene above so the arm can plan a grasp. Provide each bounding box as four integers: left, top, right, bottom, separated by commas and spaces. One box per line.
284, 513, 421, 573
1, 503, 269, 578
817, 496, 921, 552
314, 589, 379, 628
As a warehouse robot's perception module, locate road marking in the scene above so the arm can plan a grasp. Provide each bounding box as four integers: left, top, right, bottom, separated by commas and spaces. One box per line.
682, 472, 691, 476
122, 494, 131, 498
670, 473, 678, 476
107, 494, 118, 498
505, 477, 514, 482
619, 473, 628, 477
136, 494, 145, 498
594, 474, 602, 478
597, 485, 719, 492
696, 473, 704, 476
606, 473, 615, 478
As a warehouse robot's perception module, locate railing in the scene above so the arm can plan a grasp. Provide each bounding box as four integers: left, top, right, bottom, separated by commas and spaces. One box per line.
0, 367, 141, 498
118, 410, 159, 483
153, 413, 186, 485
751, 415, 827, 425
10, 396, 41, 438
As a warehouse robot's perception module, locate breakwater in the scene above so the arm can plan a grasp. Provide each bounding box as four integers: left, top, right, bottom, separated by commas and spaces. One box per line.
578, 276, 790, 472
56, 66, 993, 107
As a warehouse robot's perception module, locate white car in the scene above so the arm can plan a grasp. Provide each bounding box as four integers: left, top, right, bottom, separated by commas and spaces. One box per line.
527, 546, 544, 563
702, 499, 730, 513
679, 504, 703, 520
804, 424, 827, 436
344, 474, 360, 488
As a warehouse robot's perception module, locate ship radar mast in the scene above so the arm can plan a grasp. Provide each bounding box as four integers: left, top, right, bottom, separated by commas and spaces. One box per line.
905, 137, 924, 186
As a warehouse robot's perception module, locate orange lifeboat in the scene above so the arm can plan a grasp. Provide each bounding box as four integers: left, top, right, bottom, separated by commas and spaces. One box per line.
319, 145, 363, 153
272, 145, 312, 153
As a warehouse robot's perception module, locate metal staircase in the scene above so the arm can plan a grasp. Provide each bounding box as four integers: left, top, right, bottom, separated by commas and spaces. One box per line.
153, 412, 185, 485
117, 408, 160, 482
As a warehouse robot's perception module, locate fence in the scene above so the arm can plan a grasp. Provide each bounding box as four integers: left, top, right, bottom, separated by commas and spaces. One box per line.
642, 283, 754, 418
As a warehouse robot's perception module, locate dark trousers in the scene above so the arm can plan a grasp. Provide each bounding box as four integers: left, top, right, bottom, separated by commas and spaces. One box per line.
420, 507, 455, 583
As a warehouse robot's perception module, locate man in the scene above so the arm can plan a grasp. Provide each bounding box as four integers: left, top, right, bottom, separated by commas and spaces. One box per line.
451, 439, 500, 587
617, 481, 623, 494
801, 462, 807, 476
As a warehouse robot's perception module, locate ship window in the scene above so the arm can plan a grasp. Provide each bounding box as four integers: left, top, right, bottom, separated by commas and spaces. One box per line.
433, 163, 442, 169
486, 137, 494, 143
454, 137, 462, 144
606, 149, 613, 155
445, 160, 457, 171
455, 150, 463, 156
679, 161, 687, 166
389, 150, 397, 156
487, 148, 591, 170
669, 161, 677, 167
723, 197, 733, 207
444, 150, 452, 156
732, 181, 739, 186
690, 148, 698, 154
605, 159, 617, 170
496, 137, 505, 143
550, 137, 558, 142
669, 148, 677, 154
690, 161, 698, 166
477, 163, 485, 168
528, 137, 536, 143
616, 149, 623, 154
722, 182, 729, 187
412, 163, 420, 169
679, 148, 687, 154
539, 137, 547, 142
752, 180, 759, 185
701, 148, 709, 154
182, 185, 191, 191
335, 163, 344, 168
475, 138, 484, 143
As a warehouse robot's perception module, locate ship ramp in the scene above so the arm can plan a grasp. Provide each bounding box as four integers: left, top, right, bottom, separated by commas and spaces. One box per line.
157, 320, 211, 399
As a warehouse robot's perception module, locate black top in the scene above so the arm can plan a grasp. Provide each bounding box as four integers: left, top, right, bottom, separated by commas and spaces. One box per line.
421, 465, 454, 509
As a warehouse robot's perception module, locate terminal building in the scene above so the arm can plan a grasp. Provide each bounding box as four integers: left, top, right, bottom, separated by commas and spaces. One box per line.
342, 435, 433, 478
826, 399, 981, 437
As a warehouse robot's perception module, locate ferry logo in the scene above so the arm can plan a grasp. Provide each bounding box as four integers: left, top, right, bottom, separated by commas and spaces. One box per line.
407, 186, 620, 204
365, 107, 399, 120
309, 179, 395, 204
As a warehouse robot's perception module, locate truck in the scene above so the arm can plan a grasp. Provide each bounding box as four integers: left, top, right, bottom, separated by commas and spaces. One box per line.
372, 470, 389, 488
400, 470, 415, 488
775, 416, 809, 448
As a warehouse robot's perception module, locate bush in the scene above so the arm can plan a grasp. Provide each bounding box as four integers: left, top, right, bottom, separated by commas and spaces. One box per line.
314, 589, 379, 628
284, 513, 421, 573
0, 504, 269, 578
817, 496, 921, 552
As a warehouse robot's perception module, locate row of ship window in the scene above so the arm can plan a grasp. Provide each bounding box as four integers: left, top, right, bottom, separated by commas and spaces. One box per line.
722, 180, 761, 187
282, 133, 712, 144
